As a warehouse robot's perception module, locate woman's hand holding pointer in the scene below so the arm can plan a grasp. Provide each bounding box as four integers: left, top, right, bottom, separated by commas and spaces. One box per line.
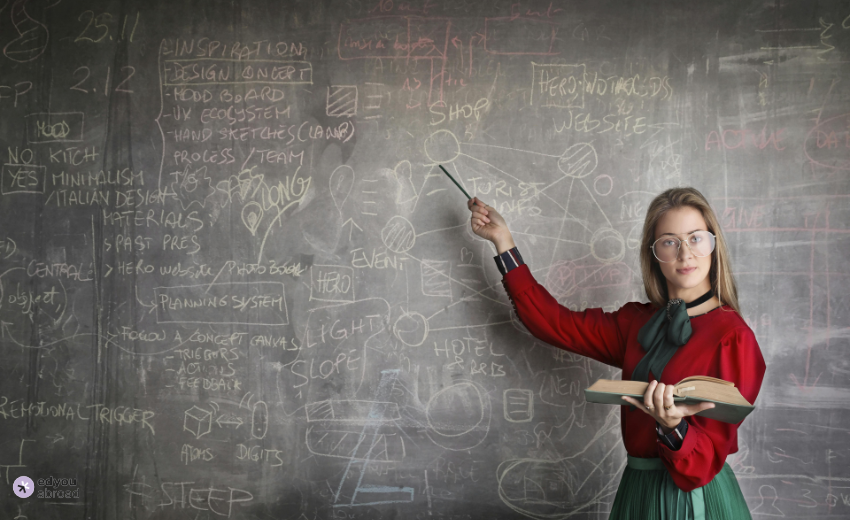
467, 197, 516, 254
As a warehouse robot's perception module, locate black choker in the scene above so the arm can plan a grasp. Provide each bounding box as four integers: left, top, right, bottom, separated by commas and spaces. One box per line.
684, 289, 714, 308
665, 289, 713, 319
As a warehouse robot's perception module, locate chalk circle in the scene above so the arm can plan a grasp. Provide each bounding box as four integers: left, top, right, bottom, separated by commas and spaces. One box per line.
590, 227, 625, 264
393, 311, 428, 346
593, 174, 613, 196
424, 129, 461, 164
557, 143, 598, 178
381, 216, 416, 253
426, 382, 487, 438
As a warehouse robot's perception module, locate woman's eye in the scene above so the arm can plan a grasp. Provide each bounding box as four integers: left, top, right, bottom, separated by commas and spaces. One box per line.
663, 240, 677, 247
691, 236, 701, 243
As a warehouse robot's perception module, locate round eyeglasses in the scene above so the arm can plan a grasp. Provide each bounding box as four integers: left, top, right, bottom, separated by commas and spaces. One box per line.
651, 231, 716, 263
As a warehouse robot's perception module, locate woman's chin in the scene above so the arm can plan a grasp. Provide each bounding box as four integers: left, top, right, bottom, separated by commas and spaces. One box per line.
666, 272, 709, 293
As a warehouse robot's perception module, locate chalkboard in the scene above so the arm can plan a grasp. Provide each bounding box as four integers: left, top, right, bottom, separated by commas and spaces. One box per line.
1, 0, 849, 518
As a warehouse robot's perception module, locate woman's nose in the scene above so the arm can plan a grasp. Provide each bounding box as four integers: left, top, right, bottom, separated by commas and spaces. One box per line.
678, 241, 695, 260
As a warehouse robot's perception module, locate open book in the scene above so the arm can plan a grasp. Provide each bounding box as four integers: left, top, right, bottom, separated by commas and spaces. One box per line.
584, 375, 754, 424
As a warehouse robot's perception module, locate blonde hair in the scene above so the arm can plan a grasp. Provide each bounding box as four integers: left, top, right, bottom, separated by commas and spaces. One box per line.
639, 187, 740, 314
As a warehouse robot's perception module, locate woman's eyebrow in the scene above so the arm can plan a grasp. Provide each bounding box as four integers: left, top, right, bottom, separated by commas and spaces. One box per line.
659, 229, 704, 236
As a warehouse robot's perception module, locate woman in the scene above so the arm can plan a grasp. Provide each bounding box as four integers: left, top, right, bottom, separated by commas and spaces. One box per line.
467, 187, 765, 519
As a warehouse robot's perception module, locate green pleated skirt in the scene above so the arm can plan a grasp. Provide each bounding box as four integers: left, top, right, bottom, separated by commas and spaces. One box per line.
609, 456, 751, 520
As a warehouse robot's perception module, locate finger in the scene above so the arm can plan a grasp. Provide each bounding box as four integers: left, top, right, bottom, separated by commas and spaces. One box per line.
663, 384, 675, 413
471, 211, 490, 223
653, 383, 666, 412
643, 380, 657, 410
682, 402, 715, 416
622, 396, 650, 414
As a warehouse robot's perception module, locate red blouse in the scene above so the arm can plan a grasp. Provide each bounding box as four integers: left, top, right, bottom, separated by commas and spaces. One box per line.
502, 264, 766, 492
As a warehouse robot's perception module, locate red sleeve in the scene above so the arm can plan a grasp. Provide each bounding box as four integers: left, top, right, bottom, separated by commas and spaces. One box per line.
657, 326, 766, 491
502, 264, 635, 368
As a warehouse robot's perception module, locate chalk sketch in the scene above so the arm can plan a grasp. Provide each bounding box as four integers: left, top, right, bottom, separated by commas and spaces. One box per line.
504, 389, 534, 423
751, 485, 785, 516
327, 85, 358, 117
183, 405, 213, 439
332, 369, 415, 507
330, 165, 355, 213
381, 216, 416, 254
425, 381, 491, 451
241, 201, 264, 235
3, 0, 59, 63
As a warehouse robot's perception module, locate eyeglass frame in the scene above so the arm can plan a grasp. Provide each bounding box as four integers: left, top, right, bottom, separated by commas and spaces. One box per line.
650, 230, 716, 263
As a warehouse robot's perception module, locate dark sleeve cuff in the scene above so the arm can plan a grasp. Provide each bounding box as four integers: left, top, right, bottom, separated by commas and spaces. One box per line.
493, 247, 525, 276
656, 419, 688, 451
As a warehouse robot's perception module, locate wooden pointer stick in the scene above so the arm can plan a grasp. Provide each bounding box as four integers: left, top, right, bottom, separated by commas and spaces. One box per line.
438, 164, 471, 200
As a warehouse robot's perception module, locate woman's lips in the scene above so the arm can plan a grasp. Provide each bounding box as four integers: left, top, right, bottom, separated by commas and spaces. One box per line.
677, 267, 697, 275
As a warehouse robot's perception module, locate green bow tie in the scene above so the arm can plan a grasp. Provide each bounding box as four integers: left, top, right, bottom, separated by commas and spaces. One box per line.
632, 299, 693, 382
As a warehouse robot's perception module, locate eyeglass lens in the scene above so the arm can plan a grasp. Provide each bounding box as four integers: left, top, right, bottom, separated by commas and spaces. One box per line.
652, 231, 716, 263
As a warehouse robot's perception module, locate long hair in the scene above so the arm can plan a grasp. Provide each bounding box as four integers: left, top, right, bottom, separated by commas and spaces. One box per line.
639, 187, 741, 314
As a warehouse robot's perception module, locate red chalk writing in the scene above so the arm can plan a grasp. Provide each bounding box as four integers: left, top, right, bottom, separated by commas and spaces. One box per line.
705, 126, 786, 151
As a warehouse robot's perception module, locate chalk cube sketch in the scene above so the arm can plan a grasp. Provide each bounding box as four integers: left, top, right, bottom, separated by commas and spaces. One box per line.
503, 389, 534, 423
421, 260, 452, 298
183, 406, 213, 439
326, 85, 358, 117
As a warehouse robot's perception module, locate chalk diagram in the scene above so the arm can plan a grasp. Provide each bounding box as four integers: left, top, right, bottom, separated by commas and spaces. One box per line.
347, 130, 629, 516
301, 369, 492, 509
496, 407, 622, 519
361, 128, 632, 339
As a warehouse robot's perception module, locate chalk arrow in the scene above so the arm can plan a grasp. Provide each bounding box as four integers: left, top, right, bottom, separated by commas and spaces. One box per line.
215, 414, 244, 429
342, 218, 363, 241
